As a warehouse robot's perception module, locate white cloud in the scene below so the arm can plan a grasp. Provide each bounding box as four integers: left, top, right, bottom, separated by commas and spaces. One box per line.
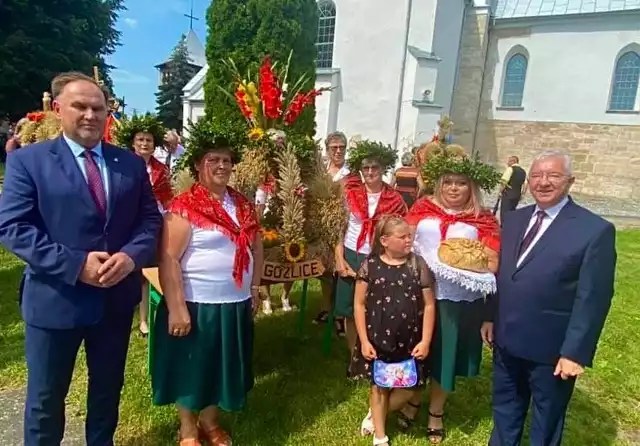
111, 69, 150, 84
123, 17, 138, 28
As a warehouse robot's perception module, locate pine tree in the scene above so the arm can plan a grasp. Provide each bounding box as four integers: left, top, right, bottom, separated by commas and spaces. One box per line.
155, 35, 199, 131
204, 0, 319, 136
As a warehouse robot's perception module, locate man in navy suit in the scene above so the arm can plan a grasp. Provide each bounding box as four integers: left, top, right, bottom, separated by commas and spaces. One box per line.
0, 72, 162, 445
481, 151, 616, 446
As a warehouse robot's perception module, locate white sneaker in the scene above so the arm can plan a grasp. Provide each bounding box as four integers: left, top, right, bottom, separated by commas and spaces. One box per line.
281, 296, 293, 312
262, 299, 273, 315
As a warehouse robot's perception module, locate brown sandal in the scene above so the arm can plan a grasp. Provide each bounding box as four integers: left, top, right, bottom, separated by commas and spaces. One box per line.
199, 426, 232, 446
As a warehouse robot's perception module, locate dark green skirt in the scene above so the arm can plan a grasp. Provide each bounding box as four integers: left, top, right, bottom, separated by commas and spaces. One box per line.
334, 248, 368, 318
151, 299, 254, 412
429, 298, 484, 392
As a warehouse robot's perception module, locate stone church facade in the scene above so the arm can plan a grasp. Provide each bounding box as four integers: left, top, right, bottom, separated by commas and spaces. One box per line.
452, 1, 640, 199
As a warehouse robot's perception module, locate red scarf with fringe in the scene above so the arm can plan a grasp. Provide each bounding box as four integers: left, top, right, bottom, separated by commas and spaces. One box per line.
345, 181, 407, 251
168, 183, 260, 288
406, 197, 500, 252
148, 157, 174, 208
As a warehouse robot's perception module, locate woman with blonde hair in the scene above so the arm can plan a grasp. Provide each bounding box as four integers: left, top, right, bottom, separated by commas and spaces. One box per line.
399, 143, 501, 444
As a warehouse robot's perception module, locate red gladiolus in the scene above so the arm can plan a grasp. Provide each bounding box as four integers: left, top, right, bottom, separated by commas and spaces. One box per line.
284, 89, 323, 125
259, 56, 282, 120
235, 88, 253, 119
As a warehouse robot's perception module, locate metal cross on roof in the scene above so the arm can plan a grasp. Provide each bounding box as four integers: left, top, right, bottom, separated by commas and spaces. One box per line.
184, 0, 199, 30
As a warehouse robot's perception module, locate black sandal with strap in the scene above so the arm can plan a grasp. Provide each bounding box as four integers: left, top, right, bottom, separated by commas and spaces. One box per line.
397, 401, 421, 430
427, 412, 446, 444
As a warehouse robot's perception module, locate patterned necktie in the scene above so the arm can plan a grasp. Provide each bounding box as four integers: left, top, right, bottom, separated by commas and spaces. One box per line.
83, 150, 107, 217
518, 210, 547, 257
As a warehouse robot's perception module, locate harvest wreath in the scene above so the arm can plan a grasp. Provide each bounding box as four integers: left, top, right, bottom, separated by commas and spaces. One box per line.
173, 53, 347, 281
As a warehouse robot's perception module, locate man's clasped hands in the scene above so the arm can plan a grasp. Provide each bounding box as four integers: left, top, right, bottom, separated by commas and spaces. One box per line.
79, 251, 135, 288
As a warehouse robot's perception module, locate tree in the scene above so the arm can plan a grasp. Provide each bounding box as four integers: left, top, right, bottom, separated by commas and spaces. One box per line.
155, 35, 199, 131
0, 0, 124, 121
204, 0, 319, 136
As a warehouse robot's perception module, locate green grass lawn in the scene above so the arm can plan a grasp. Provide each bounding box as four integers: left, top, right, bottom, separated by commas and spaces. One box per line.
1, 233, 639, 445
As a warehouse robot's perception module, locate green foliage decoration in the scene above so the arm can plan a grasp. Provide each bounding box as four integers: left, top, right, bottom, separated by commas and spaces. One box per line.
347, 140, 398, 174
113, 113, 166, 149
175, 117, 251, 178
421, 151, 502, 193
204, 0, 319, 136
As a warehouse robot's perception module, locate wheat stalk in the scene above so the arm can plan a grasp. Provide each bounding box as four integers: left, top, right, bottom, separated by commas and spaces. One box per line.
276, 143, 305, 244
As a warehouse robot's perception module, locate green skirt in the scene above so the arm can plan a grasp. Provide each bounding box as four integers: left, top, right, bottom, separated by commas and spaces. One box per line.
334, 248, 368, 318
151, 299, 254, 412
429, 298, 484, 392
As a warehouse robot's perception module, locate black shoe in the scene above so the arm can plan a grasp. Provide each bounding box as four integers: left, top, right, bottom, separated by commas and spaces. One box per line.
313, 310, 329, 324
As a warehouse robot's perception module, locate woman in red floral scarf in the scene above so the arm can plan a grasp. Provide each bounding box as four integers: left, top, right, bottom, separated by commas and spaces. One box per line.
334, 141, 407, 355
150, 135, 263, 446
115, 114, 174, 335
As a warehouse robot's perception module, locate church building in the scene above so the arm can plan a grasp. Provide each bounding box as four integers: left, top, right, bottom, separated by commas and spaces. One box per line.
182, 0, 640, 199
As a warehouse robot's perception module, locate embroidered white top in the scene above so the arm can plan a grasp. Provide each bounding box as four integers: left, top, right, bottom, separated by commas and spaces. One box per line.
413, 215, 496, 300
343, 192, 381, 255
180, 192, 253, 304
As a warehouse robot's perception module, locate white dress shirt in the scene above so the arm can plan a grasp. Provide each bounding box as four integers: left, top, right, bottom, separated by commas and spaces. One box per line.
517, 196, 569, 266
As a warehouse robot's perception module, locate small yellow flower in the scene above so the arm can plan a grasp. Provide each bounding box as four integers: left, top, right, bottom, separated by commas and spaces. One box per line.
248, 127, 265, 141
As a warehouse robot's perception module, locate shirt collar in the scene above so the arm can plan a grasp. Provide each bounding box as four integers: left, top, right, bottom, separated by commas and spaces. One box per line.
63, 134, 103, 158
535, 195, 569, 220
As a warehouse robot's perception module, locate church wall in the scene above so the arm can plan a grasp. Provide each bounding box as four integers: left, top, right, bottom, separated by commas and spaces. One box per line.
477, 120, 640, 199
487, 14, 640, 125
331, 0, 411, 144
473, 13, 640, 199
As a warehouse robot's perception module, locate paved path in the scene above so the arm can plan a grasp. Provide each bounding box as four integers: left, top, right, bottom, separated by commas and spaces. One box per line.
0, 389, 84, 445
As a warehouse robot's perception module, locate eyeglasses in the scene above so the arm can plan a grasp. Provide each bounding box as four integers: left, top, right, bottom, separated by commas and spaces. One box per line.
361, 165, 381, 172
528, 172, 569, 183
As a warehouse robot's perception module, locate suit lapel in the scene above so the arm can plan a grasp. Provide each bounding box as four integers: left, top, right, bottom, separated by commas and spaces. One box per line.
49, 136, 98, 212
515, 199, 577, 273
102, 144, 123, 223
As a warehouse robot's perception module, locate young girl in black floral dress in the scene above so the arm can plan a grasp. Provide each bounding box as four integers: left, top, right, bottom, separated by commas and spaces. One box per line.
349, 216, 436, 446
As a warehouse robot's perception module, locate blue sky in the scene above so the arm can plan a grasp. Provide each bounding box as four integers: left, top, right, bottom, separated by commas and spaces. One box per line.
108, 0, 209, 114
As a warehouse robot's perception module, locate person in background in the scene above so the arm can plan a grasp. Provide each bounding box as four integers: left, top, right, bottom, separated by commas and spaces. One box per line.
482, 151, 616, 446
155, 129, 186, 172
0, 71, 162, 446
152, 136, 263, 446
390, 151, 423, 207
314, 131, 350, 336
115, 114, 174, 336
498, 156, 526, 224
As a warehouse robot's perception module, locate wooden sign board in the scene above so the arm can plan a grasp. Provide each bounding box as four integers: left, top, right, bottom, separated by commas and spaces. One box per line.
261, 260, 325, 282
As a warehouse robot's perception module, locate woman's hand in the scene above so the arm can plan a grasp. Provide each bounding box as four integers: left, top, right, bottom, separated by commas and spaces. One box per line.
168, 305, 191, 337
361, 341, 377, 360
251, 287, 262, 315
411, 341, 430, 360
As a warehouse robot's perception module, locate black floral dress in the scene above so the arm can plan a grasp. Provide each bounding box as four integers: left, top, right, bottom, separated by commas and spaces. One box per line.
348, 254, 433, 386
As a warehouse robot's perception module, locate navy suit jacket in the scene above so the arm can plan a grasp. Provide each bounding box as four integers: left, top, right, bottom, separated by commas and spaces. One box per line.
0, 136, 162, 329
486, 198, 616, 367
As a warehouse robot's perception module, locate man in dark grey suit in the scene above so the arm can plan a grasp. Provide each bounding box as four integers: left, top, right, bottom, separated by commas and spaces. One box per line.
482, 151, 616, 446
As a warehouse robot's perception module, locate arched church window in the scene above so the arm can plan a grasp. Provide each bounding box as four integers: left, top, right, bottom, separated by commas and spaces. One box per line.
501, 54, 528, 107
609, 51, 640, 111
316, 0, 336, 69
